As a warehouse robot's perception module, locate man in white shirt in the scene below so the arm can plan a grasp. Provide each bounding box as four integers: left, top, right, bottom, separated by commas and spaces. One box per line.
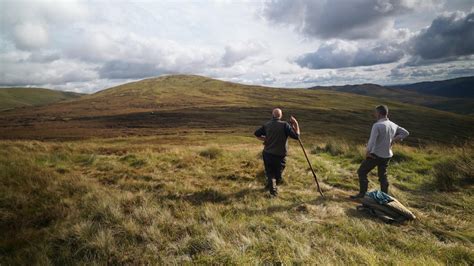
351, 105, 409, 199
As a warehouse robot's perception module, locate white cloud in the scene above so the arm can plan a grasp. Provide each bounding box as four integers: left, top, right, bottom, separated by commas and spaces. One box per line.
221, 40, 267, 67
0, 0, 472, 92
13, 23, 49, 50
0, 57, 98, 86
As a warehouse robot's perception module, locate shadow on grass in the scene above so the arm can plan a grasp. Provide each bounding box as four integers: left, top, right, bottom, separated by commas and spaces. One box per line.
156, 187, 264, 206
223, 198, 328, 217
344, 208, 386, 225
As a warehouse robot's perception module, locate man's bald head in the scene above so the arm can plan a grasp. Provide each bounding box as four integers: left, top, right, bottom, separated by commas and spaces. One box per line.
272, 108, 282, 119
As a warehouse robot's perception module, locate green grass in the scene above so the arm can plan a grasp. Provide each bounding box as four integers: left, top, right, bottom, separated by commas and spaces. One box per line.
0, 87, 82, 111
1, 135, 473, 264
432, 148, 474, 191
1, 75, 473, 144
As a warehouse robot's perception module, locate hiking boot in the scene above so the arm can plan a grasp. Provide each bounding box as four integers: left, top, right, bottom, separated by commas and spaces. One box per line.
269, 190, 278, 197
269, 178, 278, 197
350, 193, 365, 199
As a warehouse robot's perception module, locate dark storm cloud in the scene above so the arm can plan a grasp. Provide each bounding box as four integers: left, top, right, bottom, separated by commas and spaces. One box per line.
98, 60, 165, 79
263, 0, 414, 39
409, 11, 474, 61
296, 42, 404, 69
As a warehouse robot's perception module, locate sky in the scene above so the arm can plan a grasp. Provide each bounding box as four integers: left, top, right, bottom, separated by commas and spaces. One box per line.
0, 0, 473, 93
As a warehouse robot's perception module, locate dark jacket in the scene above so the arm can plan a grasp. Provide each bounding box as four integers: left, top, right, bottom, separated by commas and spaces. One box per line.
254, 118, 299, 156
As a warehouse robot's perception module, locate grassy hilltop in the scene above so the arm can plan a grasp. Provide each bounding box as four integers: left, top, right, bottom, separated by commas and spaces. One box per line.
0, 87, 83, 111
0, 75, 473, 264
0, 75, 473, 143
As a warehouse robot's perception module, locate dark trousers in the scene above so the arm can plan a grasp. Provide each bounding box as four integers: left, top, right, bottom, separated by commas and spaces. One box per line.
262, 151, 286, 187
357, 154, 391, 194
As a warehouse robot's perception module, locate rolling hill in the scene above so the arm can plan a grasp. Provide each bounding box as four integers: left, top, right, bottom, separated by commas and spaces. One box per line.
0, 87, 83, 111
0, 75, 473, 144
392, 76, 474, 98
309, 78, 474, 115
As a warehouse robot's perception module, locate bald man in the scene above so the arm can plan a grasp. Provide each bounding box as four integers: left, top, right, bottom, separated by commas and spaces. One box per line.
254, 108, 300, 196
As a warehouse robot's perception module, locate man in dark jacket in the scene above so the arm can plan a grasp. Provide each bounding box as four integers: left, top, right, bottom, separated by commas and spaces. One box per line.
254, 108, 300, 196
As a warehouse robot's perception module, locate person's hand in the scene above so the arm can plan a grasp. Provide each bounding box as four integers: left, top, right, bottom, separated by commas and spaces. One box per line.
290, 116, 298, 125
366, 151, 375, 159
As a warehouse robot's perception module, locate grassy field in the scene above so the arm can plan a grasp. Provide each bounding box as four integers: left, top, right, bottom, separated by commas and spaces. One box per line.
1, 135, 473, 264
0, 88, 82, 111
0, 76, 473, 143
1, 75, 473, 264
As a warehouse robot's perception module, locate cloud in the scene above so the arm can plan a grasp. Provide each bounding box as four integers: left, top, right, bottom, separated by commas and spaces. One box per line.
98, 60, 165, 79
263, 0, 430, 40
296, 41, 404, 69
26, 51, 61, 63
13, 23, 49, 50
389, 59, 474, 82
1, 0, 89, 51
0, 59, 98, 86
221, 41, 266, 67
0, 0, 472, 91
406, 11, 474, 64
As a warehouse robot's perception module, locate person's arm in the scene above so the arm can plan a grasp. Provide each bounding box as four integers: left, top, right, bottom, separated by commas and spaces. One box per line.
393, 126, 409, 143
366, 124, 378, 158
286, 116, 300, 140
254, 126, 266, 142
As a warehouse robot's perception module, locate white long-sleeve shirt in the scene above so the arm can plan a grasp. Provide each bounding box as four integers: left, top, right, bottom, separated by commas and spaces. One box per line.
366, 118, 409, 158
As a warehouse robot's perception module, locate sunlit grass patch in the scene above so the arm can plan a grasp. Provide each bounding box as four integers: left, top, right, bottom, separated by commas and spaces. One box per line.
433, 149, 474, 191
119, 154, 147, 168
73, 153, 97, 166
1, 137, 473, 264
199, 146, 224, 159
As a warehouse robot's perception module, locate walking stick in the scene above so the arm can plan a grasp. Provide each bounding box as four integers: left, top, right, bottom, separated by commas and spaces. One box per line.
297, 137, 325, 198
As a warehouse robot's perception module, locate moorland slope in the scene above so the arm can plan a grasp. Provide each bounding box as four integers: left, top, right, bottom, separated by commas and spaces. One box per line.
0, 75, 472, 143
0, 87, 82, 111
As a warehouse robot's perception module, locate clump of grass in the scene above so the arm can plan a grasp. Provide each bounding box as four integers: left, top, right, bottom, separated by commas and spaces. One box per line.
312, 139, 356, 157
119, 154, 147, 168
391, 149, 414, 163
185, 236, 216, 256
312, 141, 342, 156
199, 146, 223, 159
73, 153, 96, 166
433, 152, 473, 191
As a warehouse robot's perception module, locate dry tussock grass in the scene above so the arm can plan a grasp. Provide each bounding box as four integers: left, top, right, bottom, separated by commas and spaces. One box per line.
1, 136, 473, 264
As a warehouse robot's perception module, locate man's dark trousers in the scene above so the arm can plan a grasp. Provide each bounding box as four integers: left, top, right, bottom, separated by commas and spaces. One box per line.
357, 154, 390, 194
263, 151, 286, 191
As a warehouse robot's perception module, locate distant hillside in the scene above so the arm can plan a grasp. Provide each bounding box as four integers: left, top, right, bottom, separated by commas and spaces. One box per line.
310, 83, 420, 99
310, 80, 474, 115
391, 76, 474, 98
0, 87, 83, 111
0, 75, 472, 144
